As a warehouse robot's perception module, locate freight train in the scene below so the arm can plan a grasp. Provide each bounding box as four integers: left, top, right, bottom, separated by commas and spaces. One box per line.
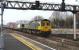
8, 19, 52, 37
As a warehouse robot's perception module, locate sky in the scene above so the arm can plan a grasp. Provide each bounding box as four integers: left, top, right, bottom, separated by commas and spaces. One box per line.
0, 0, 79, 24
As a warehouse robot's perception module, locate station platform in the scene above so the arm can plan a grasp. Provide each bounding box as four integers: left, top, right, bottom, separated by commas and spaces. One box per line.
1, 30, 55, 50
4, 33, 32, 50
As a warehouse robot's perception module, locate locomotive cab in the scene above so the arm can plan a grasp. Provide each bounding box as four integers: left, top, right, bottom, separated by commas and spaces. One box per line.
37, 19, 51, 37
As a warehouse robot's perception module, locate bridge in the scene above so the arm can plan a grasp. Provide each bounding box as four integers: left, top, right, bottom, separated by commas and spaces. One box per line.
0, 0, 79, 13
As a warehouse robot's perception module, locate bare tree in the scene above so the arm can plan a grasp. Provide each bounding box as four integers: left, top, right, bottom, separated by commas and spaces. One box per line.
32, 16, 44, 21
49, 11, 73, 28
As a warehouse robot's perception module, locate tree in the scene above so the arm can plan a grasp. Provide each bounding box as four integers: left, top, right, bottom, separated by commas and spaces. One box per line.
49, 11, 66, 28
32, 16, 44, 21
64, 16, 73, 28
76, 13, 79, 28
49, 11, 73, 28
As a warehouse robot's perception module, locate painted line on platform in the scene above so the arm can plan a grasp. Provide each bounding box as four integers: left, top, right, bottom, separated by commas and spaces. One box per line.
11, 33, 56, 50
10, 33, 42, 50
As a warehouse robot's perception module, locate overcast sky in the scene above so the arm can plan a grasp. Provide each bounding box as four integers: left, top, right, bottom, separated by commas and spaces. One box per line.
0, 0, 79, 24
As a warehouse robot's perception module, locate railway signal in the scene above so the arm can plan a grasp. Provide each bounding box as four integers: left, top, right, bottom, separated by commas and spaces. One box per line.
31, 1, 42, 10
60, 0, 65, 11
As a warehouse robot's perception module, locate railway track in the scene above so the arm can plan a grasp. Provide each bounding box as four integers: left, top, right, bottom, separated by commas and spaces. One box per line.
49, 35, 79, 47
16, 31, 79, 50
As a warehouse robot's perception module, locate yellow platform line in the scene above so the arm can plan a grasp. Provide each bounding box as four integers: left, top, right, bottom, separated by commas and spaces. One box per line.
10, 33, 43, 50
